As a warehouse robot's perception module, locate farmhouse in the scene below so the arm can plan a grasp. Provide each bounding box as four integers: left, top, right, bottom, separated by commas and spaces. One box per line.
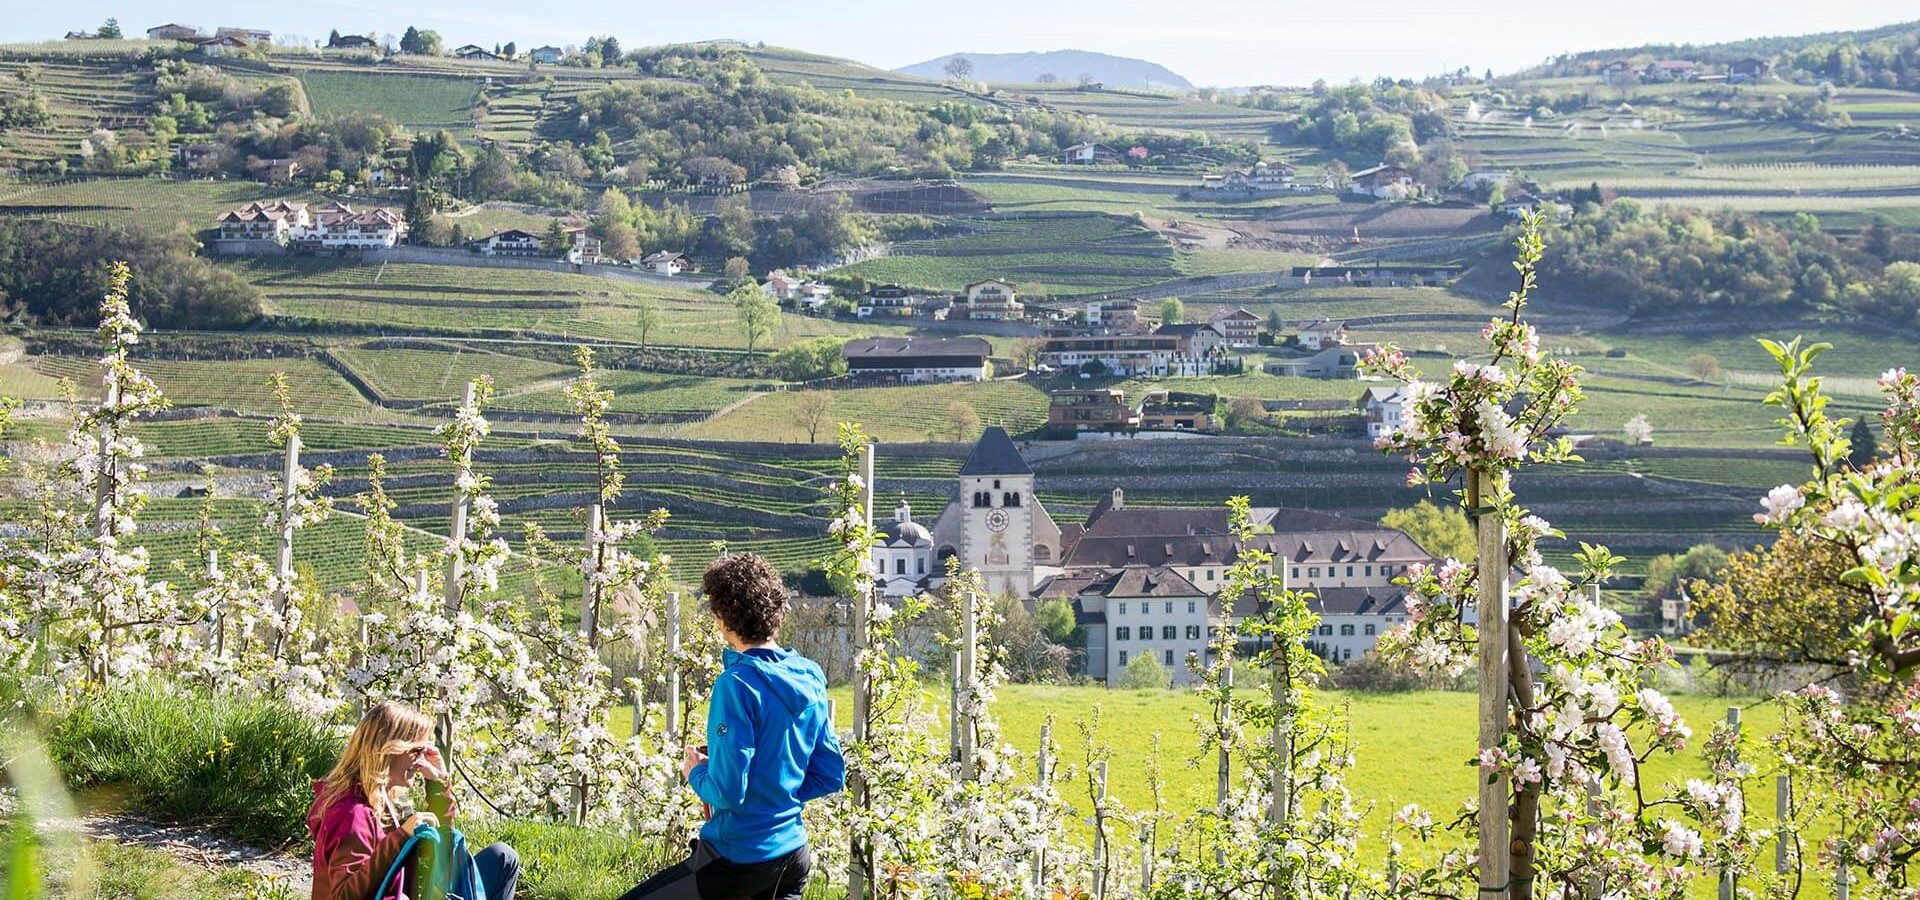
1084, 298, 1144, 331
145, 23, 200, 40
1347, 164, 1415, 199
214, 200, 311, 250
1041, 332, 1208, 378
1136, 390, 1214, 432
956, 279, 1022, 321
1047, 388, 1138, 433
1728, 57, 1772, 83
452, 44, 500, 60
1642, 60, 1698, 82
857, 284, 923, 318
841, 336, 992, 383
1061, 142, 1123, 165
288, 204, 405, 251
249, 157, 299, 184
566, 233, 605, 265
1599, 60, 1635, 84
1498, 193, 1572, 221
1208, 308, 1261, 347
1359, 385, 1408, 440
327, 33, 377, 49
641, 251, 687, 275
1263, 343, 1374, 380
478, 229, 542, 257
1209, 161, 1298, 193
765, 270, 835, 308
215, 27, 272, 43
527, 46, 564, 64
1154, 322, 1228, 361
173, 142, 224, 172
1456, 170, 1513, 192
191, 34, 249, 57
1297, 318, 1348, 351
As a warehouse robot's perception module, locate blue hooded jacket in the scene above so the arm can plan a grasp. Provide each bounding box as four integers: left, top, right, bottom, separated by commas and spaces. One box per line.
689, 646, 846, 863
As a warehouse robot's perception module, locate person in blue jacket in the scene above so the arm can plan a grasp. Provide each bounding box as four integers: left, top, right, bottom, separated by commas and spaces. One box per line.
617, 553, 846, 900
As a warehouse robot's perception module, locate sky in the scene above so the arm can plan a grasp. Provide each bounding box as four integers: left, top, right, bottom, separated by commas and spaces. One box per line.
8, 1, 1909, 86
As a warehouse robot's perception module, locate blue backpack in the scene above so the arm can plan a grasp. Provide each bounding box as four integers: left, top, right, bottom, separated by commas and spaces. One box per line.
374, 822, 488, 900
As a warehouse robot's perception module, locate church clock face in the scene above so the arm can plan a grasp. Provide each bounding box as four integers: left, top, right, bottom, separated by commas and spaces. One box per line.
985, 508, 1010, 532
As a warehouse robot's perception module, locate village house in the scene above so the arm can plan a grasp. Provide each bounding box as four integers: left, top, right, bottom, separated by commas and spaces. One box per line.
1047, 388, 1138, 433
1642, 60, 1698, 82
173, 142, 224, 172
565, 230, 605, 265
1040, 331, 1215, 378
1346, 164, 1416, 199
288, 203, 405, 251
527, 46, 564, 64
327, 33, 378, 49
1154, 321, 1228, 362
1084, 298, 1145, 331
1359, 385, 1408, 440
216, 27, 272, 44
1264, 342, 1376, 380
641, 251, 687, 275
1207, 160, 1299, 193
477, 229, 542, 257
1599, 60, 1635, 85
1209, 308, 1261, 347
1061, 141, 1123, 165
841, 336, 991, 383
1297, 318, 1348, 351
857, 283, 923, 318
1455, 169, 1513, 192
1136, 390, 1214, 432
145, 23, 200, 41
764, 270, 837, 309
1497, 193, 1572, 221
956, 279, 1023, 321
191, 34, 250, 57
451, 44, 499, 60
213, 200, 311, 251
249, 157, 299, 184
1728, 57, 1772, 83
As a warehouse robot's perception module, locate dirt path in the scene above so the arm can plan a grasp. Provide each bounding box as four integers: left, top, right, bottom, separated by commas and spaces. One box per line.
1, 796, 311, 894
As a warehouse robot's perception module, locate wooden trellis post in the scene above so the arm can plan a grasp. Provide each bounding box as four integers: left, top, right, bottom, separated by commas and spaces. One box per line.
581, 504, 604, 643
1139, 821, 1154, 896
949, 648, 962, 762
439, 381, 475, 758
1270, 561, 1293, 898
271, 430, 299, 657
1775, 775, 1792, 875
1585, 778, 1603, 900
207, 550, 225, 659
1215, 664, 1233, 866
1033, 721, 1051, 895
666, 590, 683, 746
959, 587, 978, 780
1719, 706, 1742, 900
847, 442, 876, 900
1093, 759, 1110, 900
1471, 468, 1511, 900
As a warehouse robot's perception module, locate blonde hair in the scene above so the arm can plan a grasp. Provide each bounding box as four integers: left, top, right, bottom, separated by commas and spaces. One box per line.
319, 701, 434, 829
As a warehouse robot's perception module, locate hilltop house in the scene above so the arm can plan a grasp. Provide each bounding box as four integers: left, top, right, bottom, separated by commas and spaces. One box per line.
956, 279, 1022, 321
1048, 388, 1138, 433
327, 33, 377, 49
1599, 60, 1635, 84
1061, 142, 1123, 165
1209, 308, 1261, 347
1359, 385, 1408, 440
1347, 164, 1415, 199
146, 23, 200, 40
192, 34, 250, 57
216, 27, 271, 43
841, 336, 991, 383
452, 44, 499, 60
1264, 343, 1375, 380
478, 229, 542, 256
1297, 318, 1348, 351
527, 45, 564, 64
1728, 57, 1772, 83
641, 251, 687, 275
1642, 60, 1698, 82
857, 283, 923, 318
1456, 170, 1513, 192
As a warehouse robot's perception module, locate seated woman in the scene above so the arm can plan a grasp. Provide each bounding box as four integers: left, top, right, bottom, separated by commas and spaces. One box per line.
307, 700, 519, 900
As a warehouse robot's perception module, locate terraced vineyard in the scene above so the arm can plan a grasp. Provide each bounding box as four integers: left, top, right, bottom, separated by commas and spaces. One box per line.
330, 345, 574, 402
31, 355, 376, 419
0, 51, 155, 164
835, 213, 1181, 295
492, 371, 765, 419
0, 177, 307, 232
687, 380, 1050, 442
296, 70, 481, 135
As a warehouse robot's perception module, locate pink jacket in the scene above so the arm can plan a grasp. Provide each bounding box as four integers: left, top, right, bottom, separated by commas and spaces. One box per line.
307, 781, 414, 900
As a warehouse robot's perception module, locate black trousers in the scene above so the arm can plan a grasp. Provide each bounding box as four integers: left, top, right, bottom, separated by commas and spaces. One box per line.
616, 840, 812, 900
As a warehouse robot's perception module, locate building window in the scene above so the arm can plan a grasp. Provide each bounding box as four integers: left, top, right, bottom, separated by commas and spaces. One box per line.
1185, 625, 1200, 640
1364, 624, 1376, 636
1346, 565, 1354, 576
1139, 629, 1151, 642
1309, 567, 1320, 578
1365, 565, 1373, 576
895, 559, 906, 575
1206, 570, 1215, 581
1117, 626, 1131, 640
1164, 602, 1173, 614
1119, 650, 1128, 666
1004, 492, 1021, 507
1340, 624, 1355, 636
972, 491, 990, 508
1318, 625, 1333, 636
1161, 625, 1176, 640
1187, 601, 1196, 614
1119, 602, 1127, 615
1342, 647, 1352, 661
1164, 650, 1175, 667
1035, 545, 1051, 562
1291, 567, 1300, 579
916, 558, 925, 574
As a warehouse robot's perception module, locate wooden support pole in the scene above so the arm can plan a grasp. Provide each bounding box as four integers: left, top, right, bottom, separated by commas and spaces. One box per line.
1835, 854, 1851, 900
949, 648, 962, 762
1215, 664, 1233, 866
1093, 760, 1110, 900
959, 587, 978, 780
1139, 821, 1153, 897
1472, 468, 1511, 900
1270, 637, 1291, 899
1720, 706, 1742, 900
666, 590, 683, 739
92, 382, 120, 686
1775, 775, 1791, 875
207, 550, 225, 659
269, 431, 300, 658
847, 442, 875, 900
1033, 721, 1051, 895
444, 381, 474, 619
582, 503, 603, 643
1585, 778, 1602, 900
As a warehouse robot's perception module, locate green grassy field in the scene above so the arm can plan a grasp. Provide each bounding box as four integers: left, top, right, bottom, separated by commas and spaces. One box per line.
297, 70, 480, 135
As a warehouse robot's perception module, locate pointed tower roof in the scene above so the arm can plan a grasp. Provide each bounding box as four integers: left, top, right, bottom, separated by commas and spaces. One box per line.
959, 426, 1031, 477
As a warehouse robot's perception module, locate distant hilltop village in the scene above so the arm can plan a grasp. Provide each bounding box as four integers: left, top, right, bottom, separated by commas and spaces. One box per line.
871, 427, 1435, 686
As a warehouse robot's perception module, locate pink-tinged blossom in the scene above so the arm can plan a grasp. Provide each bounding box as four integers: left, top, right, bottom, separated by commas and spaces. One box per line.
1754, 484, 1805, 524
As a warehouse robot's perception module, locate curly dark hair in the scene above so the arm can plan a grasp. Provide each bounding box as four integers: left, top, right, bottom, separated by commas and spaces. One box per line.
703, 553, 788, 644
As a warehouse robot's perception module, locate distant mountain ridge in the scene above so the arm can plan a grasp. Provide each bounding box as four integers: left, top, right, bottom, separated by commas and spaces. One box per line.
896, 49, 1192, 90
